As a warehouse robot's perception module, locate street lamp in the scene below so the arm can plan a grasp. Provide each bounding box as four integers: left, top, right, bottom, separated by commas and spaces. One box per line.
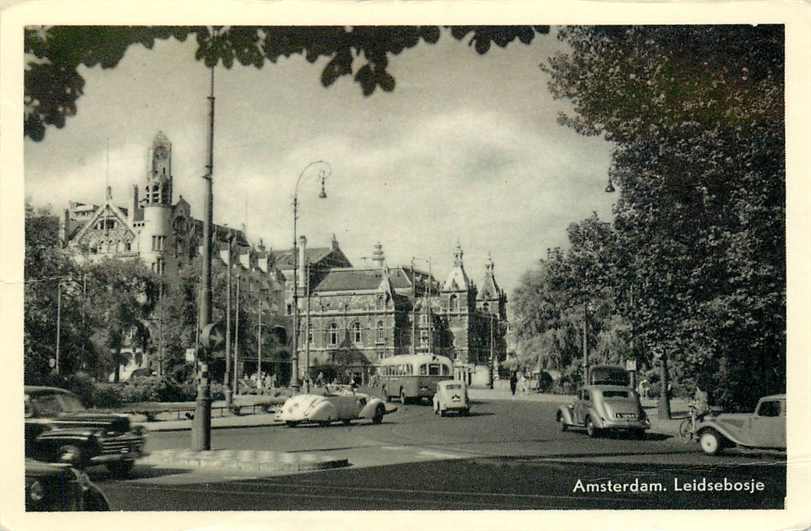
291, 161, 331, 390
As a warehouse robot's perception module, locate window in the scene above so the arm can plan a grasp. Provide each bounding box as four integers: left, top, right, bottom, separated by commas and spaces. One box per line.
420, 313, 428, 326
450, 294, 458, 312
328, 323, 338, 346
376, 321, 384, 343
377, 352, 385, 361
376, 295, 384, 310
428, 363, 441, 376
152, 235, 157, 251
483, 302, 489, 313
286, 303, 292, 315
352, 322, 362, 345
442, 364, 450, 376
125, 242, 131, 251
307, 324, 313, 345
757, 400, 781, 417
420, 329, 429, 347
419, 364, 427, 376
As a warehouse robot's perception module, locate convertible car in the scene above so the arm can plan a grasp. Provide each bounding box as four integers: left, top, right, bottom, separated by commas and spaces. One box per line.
277, 386, 388, 427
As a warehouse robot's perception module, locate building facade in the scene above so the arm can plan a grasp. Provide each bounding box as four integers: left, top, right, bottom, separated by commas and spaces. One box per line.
287, 240, 508, 388
57, 131, 507, 387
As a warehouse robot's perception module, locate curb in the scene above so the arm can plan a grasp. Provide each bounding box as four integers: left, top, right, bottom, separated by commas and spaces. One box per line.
141, 449, 350, 473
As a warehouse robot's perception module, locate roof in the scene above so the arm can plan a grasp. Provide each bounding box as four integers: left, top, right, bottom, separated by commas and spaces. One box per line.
311, 268, 389, 292
272, 247, 335, 269
24, 386, 75, 396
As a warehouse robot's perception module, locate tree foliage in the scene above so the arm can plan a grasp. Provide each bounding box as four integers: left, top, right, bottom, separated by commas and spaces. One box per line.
24, 25, 549, 141
540, 26, 784, 409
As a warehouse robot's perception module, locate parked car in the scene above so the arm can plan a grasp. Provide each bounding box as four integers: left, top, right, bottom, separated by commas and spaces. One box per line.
432, 380, 470, 417
277, 386, 388, 427
556, 384, 649, 439
25, 386, 148, 477
25, 459, 110, 511
694, 394, 786, 455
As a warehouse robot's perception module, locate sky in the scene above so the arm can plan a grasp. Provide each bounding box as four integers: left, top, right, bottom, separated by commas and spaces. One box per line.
24, 27, 616, 295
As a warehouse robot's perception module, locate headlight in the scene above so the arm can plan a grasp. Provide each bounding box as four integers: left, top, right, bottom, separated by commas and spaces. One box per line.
29, 480, 45, 503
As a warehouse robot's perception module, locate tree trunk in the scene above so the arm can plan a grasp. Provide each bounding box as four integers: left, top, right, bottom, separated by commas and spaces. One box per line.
657, 353, 671, 420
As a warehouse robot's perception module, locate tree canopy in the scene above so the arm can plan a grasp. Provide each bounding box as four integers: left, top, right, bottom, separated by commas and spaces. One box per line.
24, 25, 549, 141
536, 25, 785, 409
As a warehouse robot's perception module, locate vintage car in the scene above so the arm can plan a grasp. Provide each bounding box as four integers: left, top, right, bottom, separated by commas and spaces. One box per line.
556, 384, 650, 438
695, 394, 786, 455
432, 380, 470, 417
277, 386, 388, 427
25, 386, 148, 477
26, 459, 110, 511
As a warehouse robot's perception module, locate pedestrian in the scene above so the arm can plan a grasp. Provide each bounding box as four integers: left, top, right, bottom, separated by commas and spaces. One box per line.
316, 371, 325, 387
519, 373, 527, 394
509, 371, 518, 398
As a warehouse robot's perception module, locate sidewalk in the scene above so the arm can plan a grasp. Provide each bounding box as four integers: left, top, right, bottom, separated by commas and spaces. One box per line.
140, 448, 349, 474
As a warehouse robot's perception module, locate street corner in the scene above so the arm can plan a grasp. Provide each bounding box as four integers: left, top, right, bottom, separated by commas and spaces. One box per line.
140, 448, 350, 474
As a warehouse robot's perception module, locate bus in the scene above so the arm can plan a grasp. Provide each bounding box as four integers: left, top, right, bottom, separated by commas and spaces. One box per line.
376, 354, 454, 404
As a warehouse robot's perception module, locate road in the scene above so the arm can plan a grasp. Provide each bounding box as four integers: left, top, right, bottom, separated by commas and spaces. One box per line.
95, 398, 786, 510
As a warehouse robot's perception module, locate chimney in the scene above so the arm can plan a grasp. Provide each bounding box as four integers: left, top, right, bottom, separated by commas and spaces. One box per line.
298, 235, 307, 287
256, 238, 268, 273
331, 233, 339, 251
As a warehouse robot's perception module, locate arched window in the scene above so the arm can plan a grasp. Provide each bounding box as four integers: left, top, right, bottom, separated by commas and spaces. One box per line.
328, 323, 338, 346
307, 324, 313, 345
483, 302, 490, 313
376, 295, 384, 310
376, 321, 384, 344
450, 294, 458, 312
352, 322, 362, 345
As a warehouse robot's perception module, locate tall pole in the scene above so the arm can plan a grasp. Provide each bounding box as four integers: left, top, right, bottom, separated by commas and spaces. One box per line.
427, 259, 432, 354
192, 63, 215, 451
411, 257, 416, 355
305, 261, 311, 393
583, 303, 590, 385
158, 282, 164, 378
233, 273, 240, 393
55, 282, 61, 375
257, 282, 263, 393
291, 197, 299, 390
81, 273, 86, 373
489, 315, 495, 389
658, 353, 672, 419
224, 235, 232, 405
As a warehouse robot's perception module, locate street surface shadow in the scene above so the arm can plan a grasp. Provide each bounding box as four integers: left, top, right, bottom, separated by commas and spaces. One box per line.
86, 465, 194, 482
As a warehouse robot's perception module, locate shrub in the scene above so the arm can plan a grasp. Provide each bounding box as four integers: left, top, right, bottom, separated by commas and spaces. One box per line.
537, 371, 555, 393
92, 384, 124, 408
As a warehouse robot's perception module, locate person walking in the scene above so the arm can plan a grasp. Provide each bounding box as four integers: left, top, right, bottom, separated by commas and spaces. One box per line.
510, 371, 518, 399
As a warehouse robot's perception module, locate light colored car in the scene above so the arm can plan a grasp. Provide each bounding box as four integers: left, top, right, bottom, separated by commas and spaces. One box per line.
276, 386, 387, 427
432, 380, 470, 417
556, 384, 649, 439
695, 394, 786, 455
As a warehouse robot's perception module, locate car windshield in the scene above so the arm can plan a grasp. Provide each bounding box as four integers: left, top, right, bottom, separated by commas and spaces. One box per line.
444, 384, 462, 390
590, 367, 630, 386
602, 390, 630, 399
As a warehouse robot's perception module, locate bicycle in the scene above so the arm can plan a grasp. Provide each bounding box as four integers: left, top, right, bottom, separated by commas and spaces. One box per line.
678, 403, 706, 442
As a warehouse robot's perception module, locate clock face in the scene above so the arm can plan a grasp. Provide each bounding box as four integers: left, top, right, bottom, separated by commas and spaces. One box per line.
154, 146, 169, 161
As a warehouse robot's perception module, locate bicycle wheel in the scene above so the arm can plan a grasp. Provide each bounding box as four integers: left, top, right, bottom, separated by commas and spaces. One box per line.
678, 419, 693, 442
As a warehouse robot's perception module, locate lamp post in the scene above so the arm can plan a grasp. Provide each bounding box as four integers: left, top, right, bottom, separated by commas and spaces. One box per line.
192, 62, 216, 452
291, 161, 331, 390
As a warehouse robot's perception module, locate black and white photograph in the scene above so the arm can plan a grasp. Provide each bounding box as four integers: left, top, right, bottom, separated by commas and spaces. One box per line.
2, 3, 809, 529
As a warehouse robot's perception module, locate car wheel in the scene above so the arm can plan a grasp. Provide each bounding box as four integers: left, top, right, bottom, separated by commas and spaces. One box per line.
585, 416, 600, 438
342, 419, 352, 426
318, 421, 331, 427
399, 389, 407, 405
286, 421, 300, 428
106, 461, 134, 478
462, 408, 470, 417
372, 404, 385, 425
557, 413, 568, 432
699, 429, 724, 455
